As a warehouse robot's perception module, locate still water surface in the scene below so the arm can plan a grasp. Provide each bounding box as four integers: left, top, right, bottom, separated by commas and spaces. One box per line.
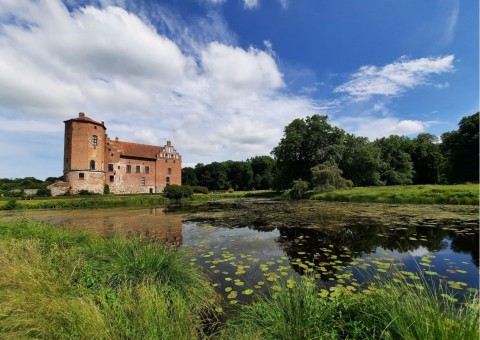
1, 204, 478, 305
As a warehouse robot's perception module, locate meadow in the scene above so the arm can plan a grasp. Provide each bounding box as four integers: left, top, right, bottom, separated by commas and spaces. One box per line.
309, 184, 479, 205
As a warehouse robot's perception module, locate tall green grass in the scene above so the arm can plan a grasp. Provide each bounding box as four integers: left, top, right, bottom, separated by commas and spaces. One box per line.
310, 184, 479, 205
0, 220, 218, 339
221, 275, 479, 339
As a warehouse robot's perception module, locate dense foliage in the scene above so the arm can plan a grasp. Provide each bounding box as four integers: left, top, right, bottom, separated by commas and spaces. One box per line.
311, 162, 352, 191
272, 112, 478, 190
162, 185, 193, 201
182, 156, 277, 191
0, 177, 62, 197
183, 112, 477, 192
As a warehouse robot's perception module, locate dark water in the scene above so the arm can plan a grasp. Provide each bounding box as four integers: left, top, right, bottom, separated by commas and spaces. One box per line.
1, 205, 478, 306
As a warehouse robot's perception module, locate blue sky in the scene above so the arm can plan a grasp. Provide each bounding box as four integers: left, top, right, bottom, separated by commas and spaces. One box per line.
0, 0, 477, 179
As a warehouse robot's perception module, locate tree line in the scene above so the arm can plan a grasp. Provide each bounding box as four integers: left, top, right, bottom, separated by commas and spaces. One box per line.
183, 112, 478, 190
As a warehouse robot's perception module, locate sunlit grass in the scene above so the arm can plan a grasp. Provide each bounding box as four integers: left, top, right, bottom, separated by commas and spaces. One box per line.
310, 184, 479, 205
221, 273, 479, 340
0, 220, 218, 339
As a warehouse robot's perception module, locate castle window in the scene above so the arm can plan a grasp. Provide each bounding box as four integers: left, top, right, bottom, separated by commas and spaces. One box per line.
136, 165, 141, 173
109, 175, 114, 182
90, 160, 95, 170
166, 176, 170, 184
79, 173, 85, 180
168, 167, 172, 175
141, 177, 145, 186
126, 165, 131, 173
173, 160, 176, 164
165, 159, 168, 163
92, 135, 98, 146
145, 166, 150, 174
108, 164, 114, 172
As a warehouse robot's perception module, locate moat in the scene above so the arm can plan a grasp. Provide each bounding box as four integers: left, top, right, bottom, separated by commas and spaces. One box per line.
1, 199, 478, 305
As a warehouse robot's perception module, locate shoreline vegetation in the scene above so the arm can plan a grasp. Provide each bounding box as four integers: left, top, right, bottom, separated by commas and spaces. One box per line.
0, 220, 478, 339
0, 184, 478, 210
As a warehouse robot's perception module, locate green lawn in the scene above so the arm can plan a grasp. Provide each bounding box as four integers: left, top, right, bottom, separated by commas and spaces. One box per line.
310, 184, 479, 205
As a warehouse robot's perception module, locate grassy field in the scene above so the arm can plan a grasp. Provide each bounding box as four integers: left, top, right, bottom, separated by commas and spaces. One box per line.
310, 184, 479, 205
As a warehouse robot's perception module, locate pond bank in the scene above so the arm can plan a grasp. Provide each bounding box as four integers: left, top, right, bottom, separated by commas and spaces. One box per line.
1, 219, 478, 339
1, 184, 477, 210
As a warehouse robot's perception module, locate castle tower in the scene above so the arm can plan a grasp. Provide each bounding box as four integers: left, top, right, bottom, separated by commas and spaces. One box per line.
64, 112, 106, 194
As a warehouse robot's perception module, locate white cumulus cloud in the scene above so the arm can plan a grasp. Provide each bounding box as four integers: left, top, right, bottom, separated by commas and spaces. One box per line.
333, 116, 430, 140
0, 0, 317, 178
243, 0, 259, 9
334, 55, 455, 101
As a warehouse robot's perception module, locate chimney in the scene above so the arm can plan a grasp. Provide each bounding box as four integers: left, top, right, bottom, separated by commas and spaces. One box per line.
79, 112, 85, 118
115, 137, 119, 142
167, 140, 172, 146
101, 120, 104, 125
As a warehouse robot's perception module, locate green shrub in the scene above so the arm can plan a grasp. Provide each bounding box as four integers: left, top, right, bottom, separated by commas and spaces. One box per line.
5, 190, 23, 198
311, 161, 352, 191
3, 199, 18, 210
163, 185, 193, 201
291, 179, 309, 199
103, 185, 110, 195
36, 188, 51, 197
192, 186, 209, 194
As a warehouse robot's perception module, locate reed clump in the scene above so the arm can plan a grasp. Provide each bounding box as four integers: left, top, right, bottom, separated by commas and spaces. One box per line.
221, 275, 479, 339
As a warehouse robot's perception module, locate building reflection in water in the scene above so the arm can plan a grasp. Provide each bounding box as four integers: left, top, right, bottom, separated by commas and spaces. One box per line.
19, 208, 183, 245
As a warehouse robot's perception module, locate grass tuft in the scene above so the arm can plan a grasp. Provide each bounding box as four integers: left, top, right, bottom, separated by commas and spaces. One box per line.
0, 220, 218, 339
221, 273, 479, 339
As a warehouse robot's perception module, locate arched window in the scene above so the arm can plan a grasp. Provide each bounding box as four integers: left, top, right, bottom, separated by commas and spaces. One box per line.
92, 135, 98, 146
90, 160, 95, 170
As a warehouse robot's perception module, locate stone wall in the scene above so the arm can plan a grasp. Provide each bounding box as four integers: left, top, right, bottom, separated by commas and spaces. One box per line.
66, 171, 105, 194
47, 181, 71, 196
23, 189, 39, 196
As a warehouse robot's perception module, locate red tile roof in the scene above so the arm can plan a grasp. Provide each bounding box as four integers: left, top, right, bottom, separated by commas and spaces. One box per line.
64, 114, 106, 129
115, 140, 164, 159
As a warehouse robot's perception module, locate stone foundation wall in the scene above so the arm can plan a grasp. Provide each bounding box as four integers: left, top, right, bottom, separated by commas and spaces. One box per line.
66, 171, 105, 194
47, 181, 71, 196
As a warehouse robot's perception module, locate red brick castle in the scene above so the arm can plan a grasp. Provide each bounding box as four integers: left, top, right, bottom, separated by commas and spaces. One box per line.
50, 113, 181, 195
